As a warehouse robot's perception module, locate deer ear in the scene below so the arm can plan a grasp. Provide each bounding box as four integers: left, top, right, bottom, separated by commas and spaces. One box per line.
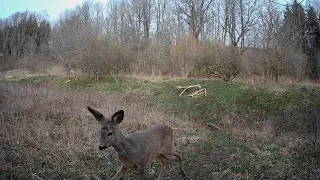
87, 106, 104, 121
111, 110, 124, 125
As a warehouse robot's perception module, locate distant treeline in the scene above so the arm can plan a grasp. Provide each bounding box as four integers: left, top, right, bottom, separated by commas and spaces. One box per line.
0, 0, 320, 81
0, 11, 50, 70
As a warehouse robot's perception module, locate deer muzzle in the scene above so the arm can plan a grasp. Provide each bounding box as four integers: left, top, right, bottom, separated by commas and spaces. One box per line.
99, 146, 107, 150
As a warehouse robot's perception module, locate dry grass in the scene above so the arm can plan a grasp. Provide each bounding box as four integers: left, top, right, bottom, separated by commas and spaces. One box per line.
0, 81, 203, 179
3, 66, 75, 79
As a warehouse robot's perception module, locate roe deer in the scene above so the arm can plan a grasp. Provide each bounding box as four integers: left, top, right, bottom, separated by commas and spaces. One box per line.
87, 106, 185, 180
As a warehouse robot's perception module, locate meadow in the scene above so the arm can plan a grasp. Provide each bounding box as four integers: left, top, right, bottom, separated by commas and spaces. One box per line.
1, 75, 320, 179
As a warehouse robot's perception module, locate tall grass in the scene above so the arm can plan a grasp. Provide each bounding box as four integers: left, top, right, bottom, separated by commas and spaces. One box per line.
0, 81, 199, 179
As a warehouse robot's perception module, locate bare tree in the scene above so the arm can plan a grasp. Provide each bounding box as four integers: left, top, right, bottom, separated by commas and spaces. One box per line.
221, 0, 258, 48
142, 0, 152, 44
155, 0, 169, 41
51, 1, 97, 77
176, 0, 214, 41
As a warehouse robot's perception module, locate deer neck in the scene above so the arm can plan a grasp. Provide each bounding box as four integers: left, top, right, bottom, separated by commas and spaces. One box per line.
112, 130, 133, 157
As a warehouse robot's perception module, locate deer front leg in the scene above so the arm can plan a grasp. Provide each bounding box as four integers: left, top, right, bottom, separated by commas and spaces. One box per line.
157, 155, 168, 180
112, 164, 128, 180
138, 166, 145, 180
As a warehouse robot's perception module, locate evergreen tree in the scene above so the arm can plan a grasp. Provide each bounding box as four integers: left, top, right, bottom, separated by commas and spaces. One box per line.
281, 0, 320, 78
305, 5, 320, 78
283, 0, 305, 50
0, 11, 51, 70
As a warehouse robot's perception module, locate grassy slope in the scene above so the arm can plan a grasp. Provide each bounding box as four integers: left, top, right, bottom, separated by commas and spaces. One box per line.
4, 76, 320, 179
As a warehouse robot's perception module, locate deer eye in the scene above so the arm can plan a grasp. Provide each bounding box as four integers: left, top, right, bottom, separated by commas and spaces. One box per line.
107, 132, 113, 136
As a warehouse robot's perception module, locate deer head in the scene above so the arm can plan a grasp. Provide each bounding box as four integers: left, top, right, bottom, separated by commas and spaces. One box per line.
87, 106, 124, 150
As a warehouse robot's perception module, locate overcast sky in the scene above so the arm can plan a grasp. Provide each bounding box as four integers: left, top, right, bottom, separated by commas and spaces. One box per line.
0, 0, 108, 22
0, 0, 311, 23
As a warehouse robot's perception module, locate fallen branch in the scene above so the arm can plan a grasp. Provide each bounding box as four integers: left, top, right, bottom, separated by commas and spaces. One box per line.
176, 84, 201, 89
188, 88, 207, 98
205, 123, 221, 130
177, 84, 201, 97
32, 174, 44, 180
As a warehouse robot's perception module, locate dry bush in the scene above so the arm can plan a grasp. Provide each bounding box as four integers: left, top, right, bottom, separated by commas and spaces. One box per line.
170, 38, 242, 81
240, 48, 265, 76
0, 82, 200, 179
283, 47, 306, 79
133, 43, 173, 77
193, 43, 241, 81
82, 38, 134, 81
170, 36, 200, 78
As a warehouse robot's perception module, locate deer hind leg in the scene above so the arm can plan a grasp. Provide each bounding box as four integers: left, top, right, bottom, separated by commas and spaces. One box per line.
112, 164, 128, 180
161, 150, 186, 178
174, 152, 186, 177
157, 154, 168, 180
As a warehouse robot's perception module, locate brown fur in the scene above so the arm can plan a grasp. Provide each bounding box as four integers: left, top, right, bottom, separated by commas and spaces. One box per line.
87, 107, 185, 180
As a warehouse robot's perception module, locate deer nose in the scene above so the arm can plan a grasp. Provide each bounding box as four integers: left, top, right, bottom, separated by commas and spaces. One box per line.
99, 146, 107, 150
